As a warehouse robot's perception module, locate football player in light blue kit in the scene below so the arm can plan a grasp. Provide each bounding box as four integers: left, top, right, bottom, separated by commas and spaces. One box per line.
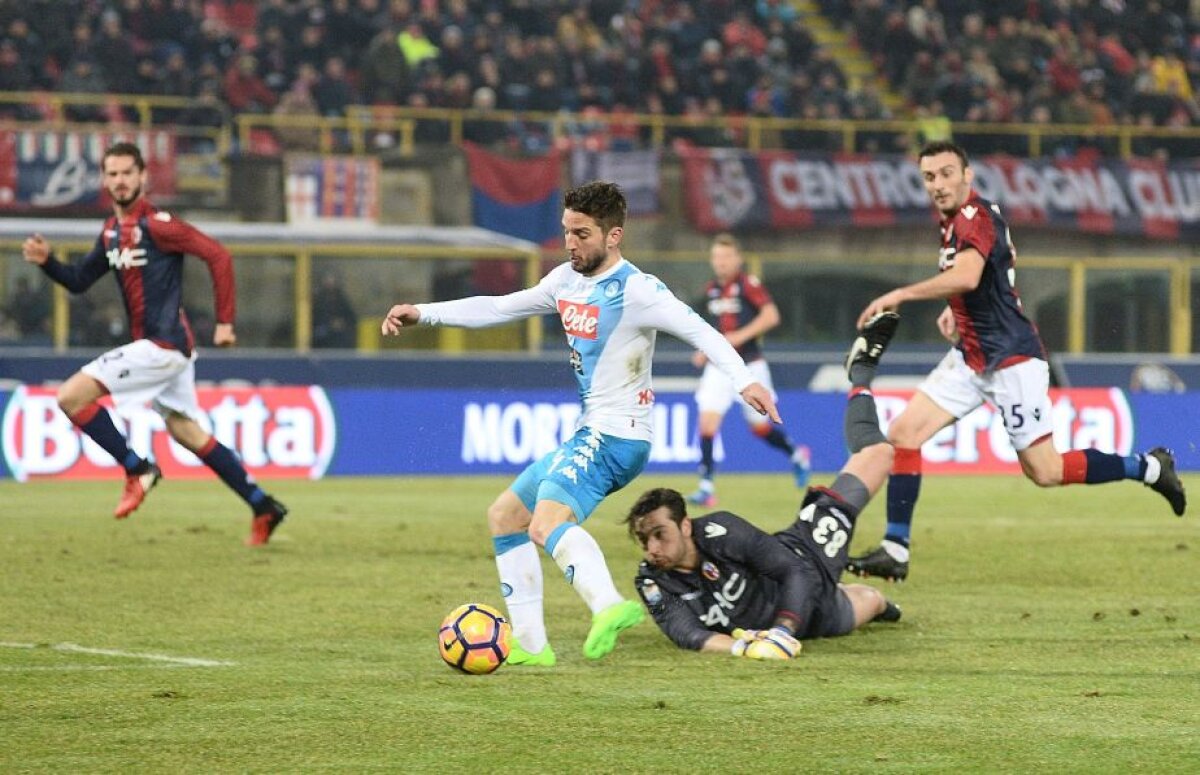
383, 182, 780, 664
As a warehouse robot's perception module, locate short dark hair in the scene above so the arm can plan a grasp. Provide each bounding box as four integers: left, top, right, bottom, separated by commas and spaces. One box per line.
918, 140, 969, 169
102, 142, 145, 171
563, 180, 627, 233
624, 487, 687, 539
711, 232, 740, 251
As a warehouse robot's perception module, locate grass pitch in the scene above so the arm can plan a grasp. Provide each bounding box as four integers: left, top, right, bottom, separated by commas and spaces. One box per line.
1, 473, 1197, 773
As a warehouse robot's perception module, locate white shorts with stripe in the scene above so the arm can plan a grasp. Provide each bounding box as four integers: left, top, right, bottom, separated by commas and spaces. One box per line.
81, 339, 202, 420
917, 348, 1053, 451
694, 357, 776, 427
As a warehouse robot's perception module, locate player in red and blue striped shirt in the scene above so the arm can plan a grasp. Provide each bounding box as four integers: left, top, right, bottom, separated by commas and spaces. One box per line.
688, 234, 811, 508
846, 141, 1185, 582
23, 142, 287, 546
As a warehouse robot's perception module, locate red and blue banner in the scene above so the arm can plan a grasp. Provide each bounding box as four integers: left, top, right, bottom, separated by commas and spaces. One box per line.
680, 148, 1200, 241
463, 141, 561, 245
284, 155, 380, 223
0, 130, 176, 213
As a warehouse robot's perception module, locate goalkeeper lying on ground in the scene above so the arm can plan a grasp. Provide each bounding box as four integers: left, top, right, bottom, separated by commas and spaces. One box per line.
625, 313, 904, 659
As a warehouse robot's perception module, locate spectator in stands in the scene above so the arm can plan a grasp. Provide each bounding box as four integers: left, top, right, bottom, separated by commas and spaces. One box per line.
906, 0, 946, 54
93, 10, 138, 93
273, 63, 321, 151
1151, 48, 1195, 109
58, 57, 109, 122
176, 81, 229, 138
759, 36, 792, 89
880, 9, 921, 87
0, 39, 34, 95
362, 22, 410, 105
8, 0, 1192, 156
312, 271, 358, 350
194, 17, 237, 72
314, 56, 355, 117
965, 46, 1002, 92
398, 21, 439, 70
140, 0, 197, 51
157, 47, 194, 101
21, 1, 74, 80
443, 72, 474, 110
438, 25, 473, 78
255, 24, 293, 95
324, 0, 376, 65
5, 17, 47, 88
131, 57, 162, 96
679, 97, 737, 148
258, 0, 301, 41
498, 33, 534, 108
6, 277, 51, 340
463, 86, 510, 146
953, 13, 989, 62
223, 53, 277, 114
723, 11, 768, 58
407, 91, 450, 144
557, 5, 604, 52
293, 21, 330, 73
669, 4, 709, 63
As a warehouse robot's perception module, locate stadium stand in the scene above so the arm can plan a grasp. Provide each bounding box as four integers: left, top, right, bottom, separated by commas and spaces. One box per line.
0, 1, 1196, 157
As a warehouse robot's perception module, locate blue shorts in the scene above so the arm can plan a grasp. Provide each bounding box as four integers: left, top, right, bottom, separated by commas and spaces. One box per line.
511, 427, 651, 523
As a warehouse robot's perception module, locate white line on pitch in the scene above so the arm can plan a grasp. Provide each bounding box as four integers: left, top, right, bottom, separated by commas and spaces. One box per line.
0, 641, 236, 667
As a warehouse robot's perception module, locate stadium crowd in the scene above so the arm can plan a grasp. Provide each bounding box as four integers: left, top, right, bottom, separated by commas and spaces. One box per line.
0, 0, 1197, 153
837, 0, 1199, 131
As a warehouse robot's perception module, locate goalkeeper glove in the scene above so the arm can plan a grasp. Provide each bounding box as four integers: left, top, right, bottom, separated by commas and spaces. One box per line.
730, 627, 801, 660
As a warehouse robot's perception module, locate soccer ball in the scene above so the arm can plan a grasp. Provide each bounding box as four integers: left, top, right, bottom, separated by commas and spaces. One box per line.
438, 603, 512, 674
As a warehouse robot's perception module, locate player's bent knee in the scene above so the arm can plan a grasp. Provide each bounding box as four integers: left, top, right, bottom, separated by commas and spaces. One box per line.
526, 521, 552, 546
886, 423, 919, 448
862, 442, 894, 471
486, 499, 529, 536
1023, 466, 1062, 488
57, 385, 88, 417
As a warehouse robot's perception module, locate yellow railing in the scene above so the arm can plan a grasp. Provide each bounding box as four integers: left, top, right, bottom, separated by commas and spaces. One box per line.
235, 106, 1200, 158
2, 91, 1197, 158
2, 243, 1191, 355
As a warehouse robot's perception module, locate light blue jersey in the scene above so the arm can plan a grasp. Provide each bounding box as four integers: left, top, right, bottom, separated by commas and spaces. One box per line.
416, 257, 757, 520
417, 258, 755, 443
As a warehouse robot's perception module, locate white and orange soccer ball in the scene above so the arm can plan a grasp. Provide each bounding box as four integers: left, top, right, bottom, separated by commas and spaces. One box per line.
437, 603, 512, 675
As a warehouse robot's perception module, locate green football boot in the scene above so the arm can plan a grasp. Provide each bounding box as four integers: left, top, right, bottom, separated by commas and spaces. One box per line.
506, 642, 557, 667
582, 600, 644, 660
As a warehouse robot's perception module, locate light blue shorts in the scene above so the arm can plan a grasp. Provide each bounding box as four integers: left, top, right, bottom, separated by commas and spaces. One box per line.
511, 426, 651, 523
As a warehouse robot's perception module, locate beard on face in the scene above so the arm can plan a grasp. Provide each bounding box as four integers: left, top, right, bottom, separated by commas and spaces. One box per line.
570, 246, 607, 275
110, 184, 142, 207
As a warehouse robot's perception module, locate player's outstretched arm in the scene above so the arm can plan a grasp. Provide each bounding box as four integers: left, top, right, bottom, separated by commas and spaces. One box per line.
730, 627, 801, 660
856, 249, 985, 328
739, 382, 781, 424
22, 234, 51, 265
382, 304, 421, 335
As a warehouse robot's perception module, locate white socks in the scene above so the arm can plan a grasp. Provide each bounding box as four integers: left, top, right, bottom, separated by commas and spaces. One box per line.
1143, 453, 1162, 485
881, 539, 911, 563
495, 541, 547, 653
550, 525, 623, 615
